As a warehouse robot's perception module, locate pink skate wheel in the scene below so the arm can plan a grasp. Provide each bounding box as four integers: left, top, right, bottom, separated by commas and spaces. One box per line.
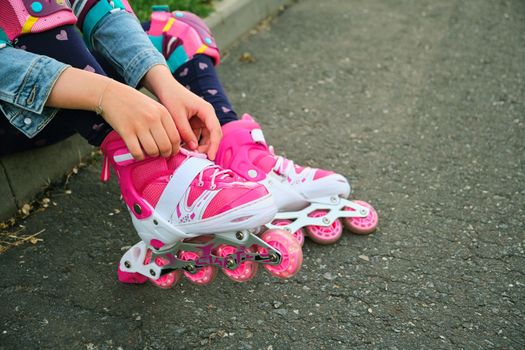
272, 219, 305, 246
344, 200, 378, 234
117, 266, 148, 285
305, 210, 343, 245
144, 250, 181, 289
179, 251, 218, 285
215, 244, 258, 282
258, 229, 303, 279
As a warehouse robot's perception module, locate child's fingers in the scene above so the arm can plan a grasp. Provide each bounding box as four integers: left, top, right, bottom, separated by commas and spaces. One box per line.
138, 132, 160, 158
150, 125, 173, 158
197, 128, 210, 154
205, 121, 222, 161
173, 114, 198, 150
196, 105, 221, 160
124, 135, 144, 161
161, 113, 181, 154
189, 117, 203, 142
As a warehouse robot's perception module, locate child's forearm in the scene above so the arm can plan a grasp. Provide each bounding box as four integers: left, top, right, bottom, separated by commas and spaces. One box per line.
142, 64, 185, 100
45, 67, 110, 112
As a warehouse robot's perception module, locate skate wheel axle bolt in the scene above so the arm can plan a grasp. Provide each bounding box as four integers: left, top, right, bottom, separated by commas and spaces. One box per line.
269, 252, 279, 263
149, 269, 156, 277
331, 196, 338, 203
322, 217, 331, 224
133, 203, 142, 215
124, 261, 131, 268
236, 231, 245, 240
226, 257, 236, 269
186, 264, 195, 273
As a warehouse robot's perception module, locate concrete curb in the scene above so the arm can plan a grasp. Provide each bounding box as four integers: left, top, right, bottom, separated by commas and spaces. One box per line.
0, 0, 293, 221
206, 0, 292, 50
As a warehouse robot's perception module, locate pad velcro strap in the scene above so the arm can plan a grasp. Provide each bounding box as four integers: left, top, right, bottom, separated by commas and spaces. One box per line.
72, 0, 90, 19
0, 29, 10, 49
82, 0, 126, 47
155, 157, 214, 221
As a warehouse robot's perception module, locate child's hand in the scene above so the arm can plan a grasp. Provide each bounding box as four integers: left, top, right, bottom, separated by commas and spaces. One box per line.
46, 67, 181, 160
143, 65, 222, 160
101, 81, 182, 160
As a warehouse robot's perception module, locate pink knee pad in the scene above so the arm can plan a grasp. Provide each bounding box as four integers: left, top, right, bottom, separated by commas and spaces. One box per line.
147, 8, 220, 73
0, 0, 77, 41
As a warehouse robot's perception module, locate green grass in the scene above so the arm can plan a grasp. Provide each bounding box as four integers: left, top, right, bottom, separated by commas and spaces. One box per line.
133, 0, 215, 22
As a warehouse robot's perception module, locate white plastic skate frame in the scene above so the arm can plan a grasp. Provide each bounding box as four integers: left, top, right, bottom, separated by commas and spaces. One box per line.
119, 229, 282, 280
265, 195, 370, 233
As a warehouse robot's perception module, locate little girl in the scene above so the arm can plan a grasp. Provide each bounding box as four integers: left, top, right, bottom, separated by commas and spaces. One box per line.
0, 1, 376, 288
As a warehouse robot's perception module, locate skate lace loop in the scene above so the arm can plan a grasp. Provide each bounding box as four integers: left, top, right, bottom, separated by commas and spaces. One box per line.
273, 154, 313, 185
178, 150, 233, 189
197, 166, 232, 189
274, 156, 296, 178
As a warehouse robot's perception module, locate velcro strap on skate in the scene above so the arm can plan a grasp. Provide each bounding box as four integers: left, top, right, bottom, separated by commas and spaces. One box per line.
156, 157, 214, 221
113, 152, 134, 163
100, 151, 135, 182
0, 29, 9, 49
82, 0, 128, 48
251, 129, 266, 144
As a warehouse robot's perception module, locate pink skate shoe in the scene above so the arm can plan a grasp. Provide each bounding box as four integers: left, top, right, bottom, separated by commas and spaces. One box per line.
215, 115, 378, 246
100, 131, 302, 288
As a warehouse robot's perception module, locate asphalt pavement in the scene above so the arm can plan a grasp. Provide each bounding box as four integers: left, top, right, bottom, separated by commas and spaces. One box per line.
0, 0, 524, 349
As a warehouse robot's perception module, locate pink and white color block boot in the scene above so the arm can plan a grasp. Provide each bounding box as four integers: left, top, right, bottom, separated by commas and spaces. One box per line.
215, 115, 378, 246
100, 131, 302, 288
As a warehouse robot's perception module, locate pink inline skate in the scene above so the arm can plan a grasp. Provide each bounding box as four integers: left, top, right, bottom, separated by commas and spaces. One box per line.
215, 115, 378, 246
100, 131, 303, 288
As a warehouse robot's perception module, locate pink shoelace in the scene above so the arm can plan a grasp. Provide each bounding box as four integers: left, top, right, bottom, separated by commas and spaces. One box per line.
179, 148, 237, 190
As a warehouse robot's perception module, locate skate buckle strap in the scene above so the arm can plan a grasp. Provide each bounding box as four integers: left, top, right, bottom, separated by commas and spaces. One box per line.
156, 155, 214, 222
101, 151, 135, 182
251, 129, 266, 144
113, 152, 134, 163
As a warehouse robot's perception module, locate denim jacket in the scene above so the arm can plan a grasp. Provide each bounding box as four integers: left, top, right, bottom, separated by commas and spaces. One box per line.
0, 11, 167, 138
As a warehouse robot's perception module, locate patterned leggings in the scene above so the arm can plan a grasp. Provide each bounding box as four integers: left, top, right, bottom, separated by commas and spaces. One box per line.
0, 24, 237, 156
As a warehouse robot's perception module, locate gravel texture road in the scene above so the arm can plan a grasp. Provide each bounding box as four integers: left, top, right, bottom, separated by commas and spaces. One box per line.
0, 0, 524, 349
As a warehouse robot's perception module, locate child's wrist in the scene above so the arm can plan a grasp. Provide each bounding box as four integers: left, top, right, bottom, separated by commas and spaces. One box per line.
142, 64, 174, 97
